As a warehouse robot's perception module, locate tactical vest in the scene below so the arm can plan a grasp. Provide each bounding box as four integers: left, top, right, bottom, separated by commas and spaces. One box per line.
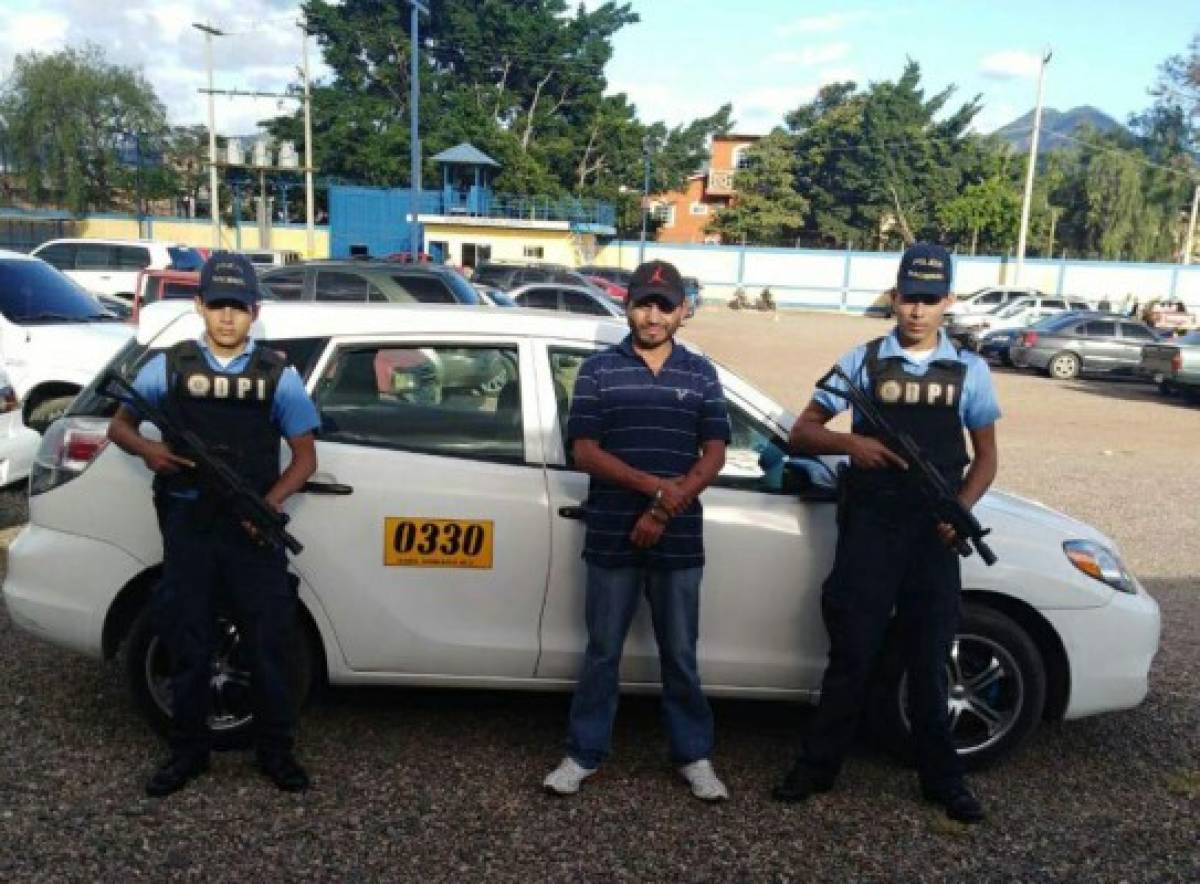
155, 340, 285, 499
846, 336, 969, 500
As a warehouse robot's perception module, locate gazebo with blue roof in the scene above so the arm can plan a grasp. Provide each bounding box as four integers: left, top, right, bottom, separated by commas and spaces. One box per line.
432, 143, 500, 216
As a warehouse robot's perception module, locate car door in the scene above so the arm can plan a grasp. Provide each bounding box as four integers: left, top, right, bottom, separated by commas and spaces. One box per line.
533, 341, 836, 693
285, 334, 551, 676
1117, 322, 1158, 369
1077, 320, 1121, 370
260, 267, 307, 301
73, 243, 118, 296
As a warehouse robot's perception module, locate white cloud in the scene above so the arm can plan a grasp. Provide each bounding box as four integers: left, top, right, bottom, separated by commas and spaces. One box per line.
0, 1, 325, 137
765, 41, 851, 67
979, 50, 1042, 81
971, 100, 1020, 135
776, 11, 867, 37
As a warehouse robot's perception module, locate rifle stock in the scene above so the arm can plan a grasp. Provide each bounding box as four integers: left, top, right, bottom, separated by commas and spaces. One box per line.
101, 369, 303, 556
816, 365, 997, 566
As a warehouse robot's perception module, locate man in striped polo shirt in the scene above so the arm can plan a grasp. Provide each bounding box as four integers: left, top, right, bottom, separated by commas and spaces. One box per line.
543, 260, 732, 802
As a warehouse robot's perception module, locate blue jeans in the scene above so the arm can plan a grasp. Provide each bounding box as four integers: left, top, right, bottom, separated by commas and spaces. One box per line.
566, 564, 714, 768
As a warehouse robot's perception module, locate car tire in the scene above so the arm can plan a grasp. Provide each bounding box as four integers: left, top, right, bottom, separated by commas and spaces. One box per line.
1047, 351, 1081, 380
27, 395, 76, 434
123, 596, 315, 750
867, 604, 1047, 771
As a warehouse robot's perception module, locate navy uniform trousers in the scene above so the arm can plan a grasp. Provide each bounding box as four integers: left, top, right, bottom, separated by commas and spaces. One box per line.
154, 495, 298, 758
800, 492, 965, 790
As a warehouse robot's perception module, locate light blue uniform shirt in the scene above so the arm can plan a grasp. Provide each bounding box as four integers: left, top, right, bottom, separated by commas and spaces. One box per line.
813, 330, 1001, 430
131, 337, 320, 439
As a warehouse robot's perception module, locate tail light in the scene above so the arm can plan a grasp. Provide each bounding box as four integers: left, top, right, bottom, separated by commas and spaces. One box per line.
1021, 332, 1038, 347
1172, 353, 1183, 373
29, 416, 110, 495
0, 383, 17, 414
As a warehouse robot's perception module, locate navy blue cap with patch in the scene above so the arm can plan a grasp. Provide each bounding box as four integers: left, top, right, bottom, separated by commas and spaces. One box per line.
896, 243, 953, 298
199, 251, 260, 306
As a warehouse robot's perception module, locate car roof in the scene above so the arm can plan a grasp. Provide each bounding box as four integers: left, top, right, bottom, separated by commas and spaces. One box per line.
270, 260, 455, 276
137, 300, 630, 347
0, 249, 39, 261
34, 238, 185, 248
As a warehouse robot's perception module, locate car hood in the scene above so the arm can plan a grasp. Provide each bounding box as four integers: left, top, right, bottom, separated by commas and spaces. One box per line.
10, 321, 133, 369
977, 488, 1112, 546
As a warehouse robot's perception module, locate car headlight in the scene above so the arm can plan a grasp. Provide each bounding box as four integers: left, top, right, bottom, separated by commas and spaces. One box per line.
1063, 540, 1136, 593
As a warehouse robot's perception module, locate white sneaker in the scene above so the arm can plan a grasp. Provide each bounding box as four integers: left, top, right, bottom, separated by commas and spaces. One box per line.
679, 759, 729, 802
543, 757, 597, 795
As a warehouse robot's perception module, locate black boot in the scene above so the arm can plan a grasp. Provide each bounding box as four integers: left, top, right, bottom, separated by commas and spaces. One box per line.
145, 752, 210, 797
257, 750, 310, 792
921, 782, 986, 824
771, 762, 836, 803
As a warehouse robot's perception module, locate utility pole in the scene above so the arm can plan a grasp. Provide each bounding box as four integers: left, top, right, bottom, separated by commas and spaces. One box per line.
193, 22, 225, 250
300, 20, 315, 258
409, 1, 429, 254
1015, 47, 1052, 286
639, 136, 652, 263
1184, 182, 1199, 265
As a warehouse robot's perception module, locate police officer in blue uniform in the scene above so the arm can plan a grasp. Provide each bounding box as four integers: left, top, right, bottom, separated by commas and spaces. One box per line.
772, 244, 1000, 823
108, 252, 320, 797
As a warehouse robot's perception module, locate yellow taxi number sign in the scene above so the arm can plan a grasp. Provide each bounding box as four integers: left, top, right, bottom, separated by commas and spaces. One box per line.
384, 518, 494, 569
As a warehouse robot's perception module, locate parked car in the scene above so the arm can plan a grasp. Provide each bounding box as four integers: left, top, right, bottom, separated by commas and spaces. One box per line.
1142, 299, 1197, 334
473, 285, 518, 308
1009, 313, 1160, 380
974, 329, 1022, 366
472, 262, 601, 294
0, 364, 38, 487
259, 261, 483, 306
132, 269, 200, 322
578, 265, 633, 288
239, 249, 302, 269
0, 251, 134, 439
943, 286, 1042, 323
4, 301, 1159, 767
30, 238, 204, 302
948, 296, 1093, 348
1139, 330, 1200, 400
509, 283, 625, 318
586, 275, 627, 304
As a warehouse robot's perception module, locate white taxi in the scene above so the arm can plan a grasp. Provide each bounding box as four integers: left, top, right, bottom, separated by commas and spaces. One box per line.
2, 302, 1160, 768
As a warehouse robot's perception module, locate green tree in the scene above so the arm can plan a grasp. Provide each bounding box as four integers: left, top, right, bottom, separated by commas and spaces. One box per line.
938, 174, 1021, 255
708, 130, 808, 244
0, 44, 167, 213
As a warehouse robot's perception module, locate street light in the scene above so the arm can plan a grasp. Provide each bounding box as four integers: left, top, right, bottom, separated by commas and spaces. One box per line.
1015, 47, 1052, 286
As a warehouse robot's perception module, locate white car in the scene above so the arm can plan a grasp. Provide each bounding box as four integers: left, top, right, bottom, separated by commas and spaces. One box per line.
943, 287, 1041, 322
0, 365, 38, 486
0, 251, 134, 447
3, 302, 1160, 768
30, 238, 204, 302
948, 296, 1093, 348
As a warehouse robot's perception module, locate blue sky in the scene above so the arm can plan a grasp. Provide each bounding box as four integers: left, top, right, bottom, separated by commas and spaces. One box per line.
0, 0, 1194, 138
600, 0, 1199, 134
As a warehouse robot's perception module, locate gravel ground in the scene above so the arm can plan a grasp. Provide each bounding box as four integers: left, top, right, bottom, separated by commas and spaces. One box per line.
1, 310, 1197, 882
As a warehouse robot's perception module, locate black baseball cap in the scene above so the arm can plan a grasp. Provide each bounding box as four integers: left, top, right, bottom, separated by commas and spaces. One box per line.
896, 243, 953, 298
199, 251, 260, 307
627, 260, 686, 308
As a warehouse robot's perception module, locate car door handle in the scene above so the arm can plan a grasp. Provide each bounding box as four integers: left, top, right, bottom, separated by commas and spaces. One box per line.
303, 481, 354, 495
558, 505, 586, 520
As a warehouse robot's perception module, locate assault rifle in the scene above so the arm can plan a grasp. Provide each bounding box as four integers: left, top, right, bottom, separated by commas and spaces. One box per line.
101, 370, 303, 555
815, 365, 997, 566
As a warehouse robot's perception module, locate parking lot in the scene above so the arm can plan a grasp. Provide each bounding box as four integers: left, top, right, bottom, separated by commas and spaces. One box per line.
0, 309, 1196, 881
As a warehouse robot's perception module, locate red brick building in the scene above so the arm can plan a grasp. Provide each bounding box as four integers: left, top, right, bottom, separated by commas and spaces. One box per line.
647, 134, 760, 244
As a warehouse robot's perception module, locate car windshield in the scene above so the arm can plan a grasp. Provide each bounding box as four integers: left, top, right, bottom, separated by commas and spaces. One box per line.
995, 299, 1031, 318
0, 259, 116, 323
168, 247, 204, 271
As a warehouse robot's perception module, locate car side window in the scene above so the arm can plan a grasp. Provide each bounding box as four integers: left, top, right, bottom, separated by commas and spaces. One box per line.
1042, 299, 1066, 310
315, 344, 523, 462
1120, 323, 1156, 341
562, 290, 609, 316
713, 401, 790, 494
75, 243, 113, 270
115, 246, 152, 270
389, 274, 457, 304
549, 348, 589, 461
315, 270, 373, 302
520, 287, 560, 311
36, 243, 76, 270
262, 268, 306, 301
978, 292, 1001, 305
1082, 320, 1117, 337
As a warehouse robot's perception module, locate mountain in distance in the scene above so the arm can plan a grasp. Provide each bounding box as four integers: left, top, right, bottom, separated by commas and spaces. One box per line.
990, 106, 1126, 154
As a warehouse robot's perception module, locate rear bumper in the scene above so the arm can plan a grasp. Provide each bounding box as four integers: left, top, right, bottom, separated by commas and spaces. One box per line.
1045, 584, 1161, 720
2, 524, 144, 659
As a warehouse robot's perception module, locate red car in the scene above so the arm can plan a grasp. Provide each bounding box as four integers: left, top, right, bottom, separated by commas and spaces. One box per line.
587, 275, 627, 303
133, 269, 201, 322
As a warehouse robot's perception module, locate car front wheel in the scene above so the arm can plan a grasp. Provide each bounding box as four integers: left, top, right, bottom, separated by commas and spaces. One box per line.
868, 604, 1048, 770
1047, 351, 1081, 380
123, 598, 315, 750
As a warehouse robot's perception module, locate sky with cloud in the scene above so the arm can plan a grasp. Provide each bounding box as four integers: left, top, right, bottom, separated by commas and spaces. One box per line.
0, 0, 1195, 139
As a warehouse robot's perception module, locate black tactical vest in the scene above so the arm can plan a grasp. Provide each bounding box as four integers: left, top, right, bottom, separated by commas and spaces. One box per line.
846, 336, 969, 500
155, 340, 285, 499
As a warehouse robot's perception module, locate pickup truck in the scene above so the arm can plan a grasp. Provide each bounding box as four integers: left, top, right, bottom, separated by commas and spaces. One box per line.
1142, 300, 1197, 334
1139, 331, 1200, 400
